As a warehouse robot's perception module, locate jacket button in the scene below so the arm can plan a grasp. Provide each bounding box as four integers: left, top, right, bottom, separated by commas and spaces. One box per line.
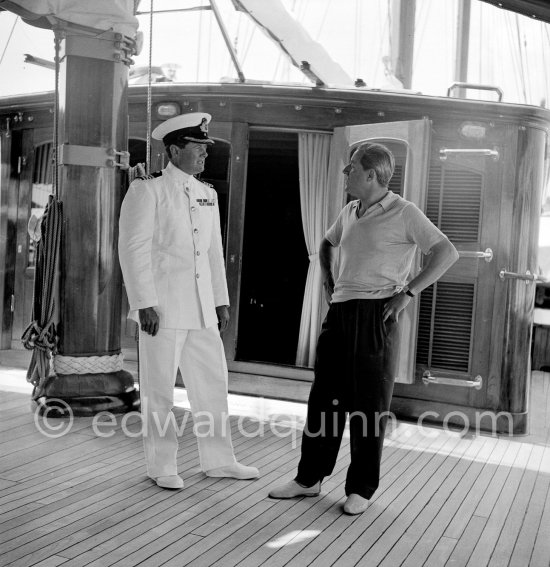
196, 251, 200, 256
196, 273, 200, 279
193, 228, 199, 234
191, 206, 196, 211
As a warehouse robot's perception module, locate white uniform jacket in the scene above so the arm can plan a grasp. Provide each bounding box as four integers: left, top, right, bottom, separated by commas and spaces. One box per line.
118, 161, 229, 329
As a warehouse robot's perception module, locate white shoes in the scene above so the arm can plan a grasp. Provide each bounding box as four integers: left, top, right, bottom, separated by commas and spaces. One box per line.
268, 479, 321, 499
343, 493, 370, 515
205, 462, 260, 479
149, 475, 184, 490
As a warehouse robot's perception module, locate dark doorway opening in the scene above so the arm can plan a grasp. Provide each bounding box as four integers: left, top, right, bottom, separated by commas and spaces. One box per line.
236, 130, 309, 365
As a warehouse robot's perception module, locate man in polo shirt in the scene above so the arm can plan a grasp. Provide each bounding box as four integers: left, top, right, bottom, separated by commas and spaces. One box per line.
269, 142, 458, 514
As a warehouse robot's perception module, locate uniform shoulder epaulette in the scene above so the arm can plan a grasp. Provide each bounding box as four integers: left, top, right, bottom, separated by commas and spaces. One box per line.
201, 180, 214, 188
137, 171, 162, 180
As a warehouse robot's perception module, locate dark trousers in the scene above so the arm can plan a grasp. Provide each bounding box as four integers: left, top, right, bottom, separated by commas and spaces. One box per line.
296, 299, 399, 499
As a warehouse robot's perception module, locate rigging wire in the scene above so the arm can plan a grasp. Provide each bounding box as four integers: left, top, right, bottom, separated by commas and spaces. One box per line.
544, 24, 550, 106
514, 14, 528, 103
371, 3, 388, 86
196, 0, 204, 81
206, 0, 213, 80
540, 23, 547, 107
478, 3, 482, 86
315, 0, 331, 41
504, 13, 522, 101
412, 0, 429, 70
146, 0, 154, 174
239, 18, 256, 63
523, 27, 532, 103
0, 15, 19, 67
354, 0, 360, 78
387, 0, 393, 65
53, 31, 61, 198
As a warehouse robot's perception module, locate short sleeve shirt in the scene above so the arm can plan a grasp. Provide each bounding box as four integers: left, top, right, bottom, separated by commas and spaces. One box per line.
325, 191, 448, 302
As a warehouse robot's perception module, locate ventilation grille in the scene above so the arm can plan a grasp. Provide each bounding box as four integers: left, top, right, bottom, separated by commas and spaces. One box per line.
416, 281, 475, 373
426, 165, 482, 242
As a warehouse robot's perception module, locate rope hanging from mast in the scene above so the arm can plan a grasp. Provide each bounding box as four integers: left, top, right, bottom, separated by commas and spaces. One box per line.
145, 0, 154, 174
21, 28, 64, 400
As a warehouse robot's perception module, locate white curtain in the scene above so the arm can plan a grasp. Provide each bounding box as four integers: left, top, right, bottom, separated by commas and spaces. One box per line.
295, 132, 333, 367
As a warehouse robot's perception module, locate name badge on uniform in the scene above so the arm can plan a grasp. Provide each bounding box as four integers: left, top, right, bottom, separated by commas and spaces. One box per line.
196, 198, 216, 207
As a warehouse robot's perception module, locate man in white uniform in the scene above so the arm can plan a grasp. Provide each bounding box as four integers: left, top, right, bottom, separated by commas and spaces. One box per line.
119, 112, 259, 489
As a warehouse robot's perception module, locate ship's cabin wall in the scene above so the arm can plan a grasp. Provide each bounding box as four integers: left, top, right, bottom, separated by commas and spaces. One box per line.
1, 85, 549, 433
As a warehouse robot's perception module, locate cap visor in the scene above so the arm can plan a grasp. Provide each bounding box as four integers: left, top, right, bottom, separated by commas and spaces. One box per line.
183, 136, 215, 144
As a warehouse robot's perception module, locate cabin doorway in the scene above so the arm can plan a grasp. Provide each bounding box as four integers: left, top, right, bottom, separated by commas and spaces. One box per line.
236, 130, 309, 365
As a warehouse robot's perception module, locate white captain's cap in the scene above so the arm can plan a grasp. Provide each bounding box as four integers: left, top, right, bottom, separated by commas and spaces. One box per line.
152, 112, 214, 145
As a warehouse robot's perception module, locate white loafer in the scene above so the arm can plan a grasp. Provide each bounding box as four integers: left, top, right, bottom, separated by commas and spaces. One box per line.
343, 493, 369, 515
205, 462, 260, 479
268, 480, 321, 499
149, 475, 184, 489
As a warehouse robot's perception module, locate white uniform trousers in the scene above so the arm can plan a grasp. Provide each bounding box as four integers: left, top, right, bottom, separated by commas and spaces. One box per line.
139, 326, 237, 477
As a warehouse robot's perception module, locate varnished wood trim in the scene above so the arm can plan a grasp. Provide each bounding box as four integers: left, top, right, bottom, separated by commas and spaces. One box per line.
0, 132, 16, 348
222, 122, 248, 360
228, 371, 311, 402
228, 360, 313, 381
390, 395, 528, 435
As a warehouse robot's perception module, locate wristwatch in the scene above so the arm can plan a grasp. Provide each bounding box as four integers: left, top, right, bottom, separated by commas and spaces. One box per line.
403, 286, 415, 298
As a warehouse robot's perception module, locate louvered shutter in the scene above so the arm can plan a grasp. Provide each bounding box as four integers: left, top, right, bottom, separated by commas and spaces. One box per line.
416, 164, 483, 374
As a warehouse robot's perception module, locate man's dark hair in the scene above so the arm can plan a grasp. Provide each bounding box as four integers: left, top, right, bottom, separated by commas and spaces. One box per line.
353, 142, 395, 187
164, 136, 191, 159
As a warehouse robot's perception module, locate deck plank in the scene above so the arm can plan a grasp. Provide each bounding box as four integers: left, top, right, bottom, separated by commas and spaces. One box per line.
58, 430, 296, 567
284, 426, 455, 567
30, 420, 298, 566
487, 444, 546, 567
423, 536, 457, 567
444, 515, 487, 567
179, 448, 354, 567
378, 433, 493, 566
442, 438, 513, 540
243, 424, 427, 567
508, 445, 550, 566
529, 465, 550, 567
344, 433, 474, 566
101, 429, 338, 567
379, 437, 496, 567
230, 429, 415, 567
465, 442, 534, 566
1, 419, 261, 566
331, 432, 465, 566
2, 369, 550, 567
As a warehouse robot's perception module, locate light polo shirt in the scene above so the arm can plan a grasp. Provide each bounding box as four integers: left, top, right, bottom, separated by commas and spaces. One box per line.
325, 191, 447, 302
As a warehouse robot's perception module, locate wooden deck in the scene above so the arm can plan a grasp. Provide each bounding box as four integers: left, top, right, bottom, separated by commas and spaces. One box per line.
1, 358, 550, 567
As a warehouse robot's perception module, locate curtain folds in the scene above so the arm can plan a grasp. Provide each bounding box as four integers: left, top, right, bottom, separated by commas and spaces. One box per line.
295, 132, 333, 367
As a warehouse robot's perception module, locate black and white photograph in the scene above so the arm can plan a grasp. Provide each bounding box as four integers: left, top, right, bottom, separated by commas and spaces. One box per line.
1, 1, 550, 565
